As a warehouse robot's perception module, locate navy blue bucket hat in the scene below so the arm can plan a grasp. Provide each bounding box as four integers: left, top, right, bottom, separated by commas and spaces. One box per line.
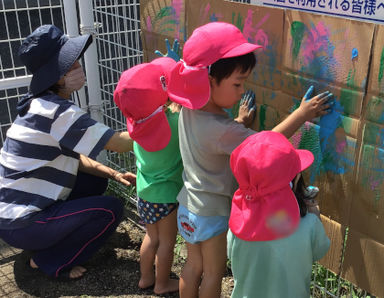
18, 24, 92, 96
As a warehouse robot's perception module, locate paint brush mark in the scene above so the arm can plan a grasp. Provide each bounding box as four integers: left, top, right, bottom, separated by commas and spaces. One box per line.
259, 104, 267, 131
235, 12, 244, 31
369, 177, 380, 191
352, 48, 358, 60
255, 30, 269, 50
297, 124, 322, 183
335, 140, 347, 153
146, 16, 152, 31
201, 3, 211, 23
210, 13, 221, 22
155, 6, 175, 23
379, 47, 384, 84
172, 0, 182, 39
243, 10, 254, 40
255, 14, 270, 29
291, 21, 305, 60
290, 131, 303, 148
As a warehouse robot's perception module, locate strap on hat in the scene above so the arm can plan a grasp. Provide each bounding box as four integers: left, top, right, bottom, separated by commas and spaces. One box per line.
181, 59, 207, 71
136, 106, 163, 124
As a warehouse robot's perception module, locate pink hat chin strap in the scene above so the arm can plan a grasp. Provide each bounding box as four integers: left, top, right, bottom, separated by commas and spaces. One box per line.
181, 59, 207, 71
135, 105, 163, 124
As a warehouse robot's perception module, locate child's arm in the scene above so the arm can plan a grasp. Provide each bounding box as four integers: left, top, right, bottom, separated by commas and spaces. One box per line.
272, 91, 332, 138
79, 154, 136, 186
104, 131, 133, 153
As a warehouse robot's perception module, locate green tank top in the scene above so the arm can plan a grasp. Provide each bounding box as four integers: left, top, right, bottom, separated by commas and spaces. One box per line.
134, 108, 183, 203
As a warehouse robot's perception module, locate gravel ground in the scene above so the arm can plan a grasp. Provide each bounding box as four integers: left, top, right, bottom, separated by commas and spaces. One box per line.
0, 206, 234, 298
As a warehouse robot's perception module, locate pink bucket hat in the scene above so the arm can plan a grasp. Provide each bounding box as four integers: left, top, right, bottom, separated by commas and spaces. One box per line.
167, 22, 262, 109
113, 57, 176, 152
229, 131, 314, 241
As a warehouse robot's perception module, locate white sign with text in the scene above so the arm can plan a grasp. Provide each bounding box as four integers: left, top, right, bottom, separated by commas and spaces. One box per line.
250, 0, 384, 24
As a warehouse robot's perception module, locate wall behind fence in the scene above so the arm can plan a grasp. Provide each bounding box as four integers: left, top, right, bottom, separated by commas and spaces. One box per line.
140, 0, 384, 296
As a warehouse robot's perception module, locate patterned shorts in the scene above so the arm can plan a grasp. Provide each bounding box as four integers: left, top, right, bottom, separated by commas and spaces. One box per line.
137, 197, 178, 224
177, 204, 229, 244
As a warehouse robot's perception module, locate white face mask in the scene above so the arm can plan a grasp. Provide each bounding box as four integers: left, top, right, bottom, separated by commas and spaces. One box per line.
64, 66, 85, 92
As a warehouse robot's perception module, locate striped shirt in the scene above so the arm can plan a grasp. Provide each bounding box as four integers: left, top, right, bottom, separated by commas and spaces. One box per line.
0, 93, 115, 229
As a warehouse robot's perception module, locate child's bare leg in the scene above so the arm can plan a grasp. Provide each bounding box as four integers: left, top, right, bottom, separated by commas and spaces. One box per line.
138, 223, 158, 288
153, 209, 179, 294
199, 231, 227, 298
179, 242, 203, 298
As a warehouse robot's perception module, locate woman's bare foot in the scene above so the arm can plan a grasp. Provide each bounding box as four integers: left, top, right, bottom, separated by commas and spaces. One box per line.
29, 259, 86, 279
68, 266, 87, 279
30, 258, 38, 269
154, 278, 179, 295
138, 275, 155, 289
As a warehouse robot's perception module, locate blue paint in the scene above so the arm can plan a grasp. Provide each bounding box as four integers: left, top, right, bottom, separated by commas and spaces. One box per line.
319, 99, 352, 174
304, 85, 314, 101
379, 112, 384, 123
210, 13, 219, 22
352, 48, 358, 60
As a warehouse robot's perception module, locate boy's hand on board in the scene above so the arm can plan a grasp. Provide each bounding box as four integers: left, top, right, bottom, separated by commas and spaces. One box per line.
235, 90, 256, 128
298, 86, 334, 121
155, 39, 181, 62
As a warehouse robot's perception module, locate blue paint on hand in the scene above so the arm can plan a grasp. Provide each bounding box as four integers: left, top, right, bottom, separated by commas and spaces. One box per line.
304, 85, 314, 101
352, 48, 358, 60
154, 39, 181, 62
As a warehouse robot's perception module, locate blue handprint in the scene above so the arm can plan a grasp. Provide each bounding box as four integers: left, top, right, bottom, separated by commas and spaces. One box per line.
155, 39, 181, 62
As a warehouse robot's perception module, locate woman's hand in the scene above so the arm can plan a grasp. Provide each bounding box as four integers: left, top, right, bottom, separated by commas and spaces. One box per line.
113, 171, 136, 186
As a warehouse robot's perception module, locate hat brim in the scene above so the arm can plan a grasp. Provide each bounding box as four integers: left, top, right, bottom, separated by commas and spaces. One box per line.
30, 34, 92, 95
296, 149, 314, 172
223, 43, 263, 59
229, 185, 300, 241
127, 109, 171, 152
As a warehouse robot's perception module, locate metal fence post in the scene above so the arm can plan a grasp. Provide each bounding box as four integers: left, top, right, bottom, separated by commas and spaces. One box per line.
63, 0, 88, 110
77, 0, 107, 163
77, 0, 104, 124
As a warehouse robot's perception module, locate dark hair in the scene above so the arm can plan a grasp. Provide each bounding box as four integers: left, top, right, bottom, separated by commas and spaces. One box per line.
209, 52, 256, 84
292, 175, 308, 218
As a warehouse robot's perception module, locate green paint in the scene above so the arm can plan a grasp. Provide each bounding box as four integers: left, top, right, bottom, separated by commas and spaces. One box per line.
231, 101, 240, 118
259, 104, 267, 131
339, 69, 358, 117
341, 116, 353, 135
232, 12, 243, 32
363, 122, 380, 144
160, 19, 178, 26
298, 125, 322, 183
379, 47, 384, 84
290, 99, 300, 113
155, 7, 174, 21
160, 28, 176, 34
290, 21, 305, 60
